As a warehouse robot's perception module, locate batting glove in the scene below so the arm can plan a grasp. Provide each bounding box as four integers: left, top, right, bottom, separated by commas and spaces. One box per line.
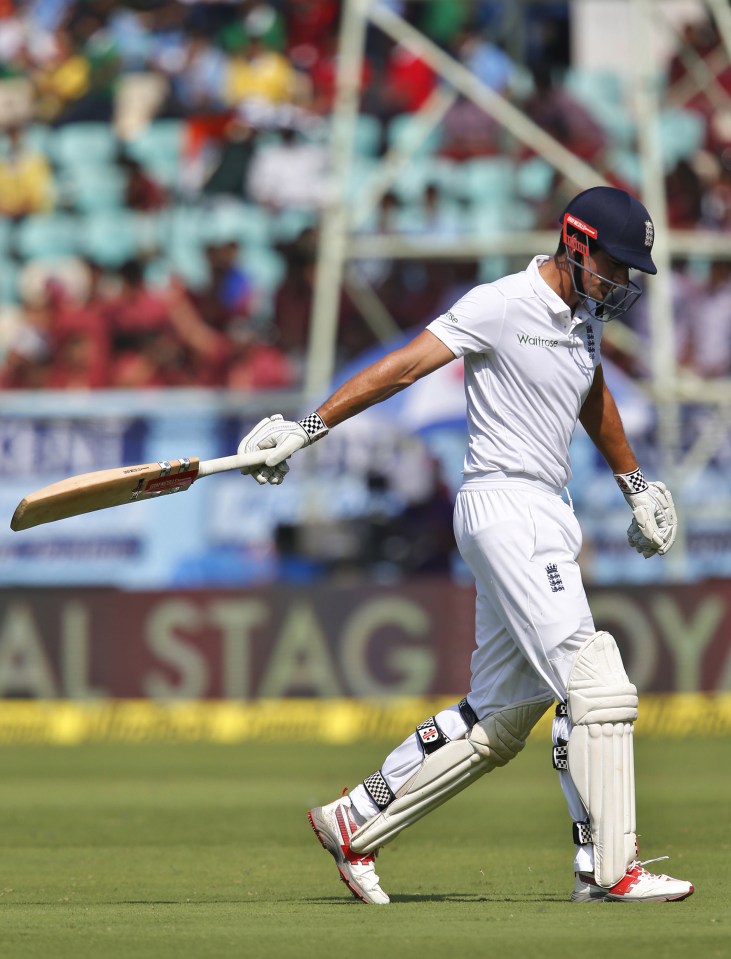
238, 416, 290, 486
239, 412, 329, 484
614, 469, 678, 557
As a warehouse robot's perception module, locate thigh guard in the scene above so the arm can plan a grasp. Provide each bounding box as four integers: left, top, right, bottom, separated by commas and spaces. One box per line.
565, 631, 638, 887
350, 694, 553, 855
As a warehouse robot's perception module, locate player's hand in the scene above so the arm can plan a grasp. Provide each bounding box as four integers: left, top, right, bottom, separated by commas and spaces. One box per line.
240, 411, 329, 474
238, 416, 291, 485
623, 481, 677, 556
626, 517, 661, 558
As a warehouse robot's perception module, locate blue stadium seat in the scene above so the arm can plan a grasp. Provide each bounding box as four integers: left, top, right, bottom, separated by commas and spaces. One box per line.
15, 213, 80, 258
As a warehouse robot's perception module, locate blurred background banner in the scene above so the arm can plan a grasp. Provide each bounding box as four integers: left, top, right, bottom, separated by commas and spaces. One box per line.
2, 0, 731, 704
1, 580, 729, 698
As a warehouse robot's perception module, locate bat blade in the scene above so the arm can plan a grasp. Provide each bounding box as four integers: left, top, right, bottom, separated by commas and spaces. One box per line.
11, 458, 201, 531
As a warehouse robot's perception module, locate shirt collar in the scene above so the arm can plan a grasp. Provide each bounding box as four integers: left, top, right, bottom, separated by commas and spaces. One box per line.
526, 255, 583, 333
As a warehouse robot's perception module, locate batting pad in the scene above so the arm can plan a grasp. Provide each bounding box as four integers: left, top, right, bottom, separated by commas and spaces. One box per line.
567, 631, 638, 887
350, 694, 552, 854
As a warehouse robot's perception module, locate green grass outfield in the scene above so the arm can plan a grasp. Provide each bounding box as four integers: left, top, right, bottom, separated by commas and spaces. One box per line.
0, 738, 727, 959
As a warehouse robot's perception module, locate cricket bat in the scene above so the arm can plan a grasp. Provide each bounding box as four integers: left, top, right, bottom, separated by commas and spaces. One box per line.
10, 450, 271, 532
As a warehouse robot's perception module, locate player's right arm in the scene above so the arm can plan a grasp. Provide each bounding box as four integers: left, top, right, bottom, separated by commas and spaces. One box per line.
317, 330, 455, 428
238, 331, 456, 483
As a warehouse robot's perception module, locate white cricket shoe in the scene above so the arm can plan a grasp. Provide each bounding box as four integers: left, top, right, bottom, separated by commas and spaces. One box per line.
308, 794, 390, 905
572, 858, 694, 903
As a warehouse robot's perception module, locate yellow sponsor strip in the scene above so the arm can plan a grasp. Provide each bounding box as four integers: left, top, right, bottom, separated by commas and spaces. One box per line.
0, 695, 730, 745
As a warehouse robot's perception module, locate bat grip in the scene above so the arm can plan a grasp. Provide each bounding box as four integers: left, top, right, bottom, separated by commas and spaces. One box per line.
197, 450, 271, 478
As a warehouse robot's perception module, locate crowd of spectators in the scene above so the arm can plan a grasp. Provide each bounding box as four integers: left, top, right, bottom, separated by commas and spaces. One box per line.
1, 2, 731, 388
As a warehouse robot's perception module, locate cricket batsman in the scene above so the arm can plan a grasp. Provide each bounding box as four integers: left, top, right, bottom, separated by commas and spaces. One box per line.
238, 186, 694, 904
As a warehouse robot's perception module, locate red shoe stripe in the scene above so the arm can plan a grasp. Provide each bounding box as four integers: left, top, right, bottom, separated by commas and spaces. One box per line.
608, 868, 643, 896
335, 805, 352, 848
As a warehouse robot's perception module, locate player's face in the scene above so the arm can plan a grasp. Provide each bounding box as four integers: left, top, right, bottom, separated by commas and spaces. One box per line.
584, 249, 630, 302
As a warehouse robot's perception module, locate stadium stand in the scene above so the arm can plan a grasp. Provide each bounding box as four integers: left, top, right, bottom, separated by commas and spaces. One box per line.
0, 0, 729, 391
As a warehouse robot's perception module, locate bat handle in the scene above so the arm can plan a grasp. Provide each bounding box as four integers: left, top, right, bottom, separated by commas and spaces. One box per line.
197, 450, 271, 478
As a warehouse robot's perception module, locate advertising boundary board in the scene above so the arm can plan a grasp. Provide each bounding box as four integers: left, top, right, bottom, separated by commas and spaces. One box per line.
3, 581, 731, 698
0, 694, 729, 744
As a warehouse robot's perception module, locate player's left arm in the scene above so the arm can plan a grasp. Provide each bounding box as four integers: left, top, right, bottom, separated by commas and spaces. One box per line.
579, 363, 637, 473
580, 364, 677, 557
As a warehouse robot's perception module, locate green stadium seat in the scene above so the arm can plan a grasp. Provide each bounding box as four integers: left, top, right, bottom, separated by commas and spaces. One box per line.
197, 201, 273, 248
125, 120, 184, 186
15, 213, 80, 258
659, 108, 706, 168
592, 102, 636, 149
79, 210, 159, 266
516, 156, 555, 201
240, 245, 285, 298
479, 255, 510, 283
126, 119, 185, 162
0, 256, 20, 304
386, 112, 442, 156
59, 163, 127, 212
469, 199, 536, 236
127, 120, 186, 159
392, 156, 461, 202
51, 122, 118, 168
18, 124, 52, 158
354, 114, 383, 156
164, 203, 201, 246
394, 197, 468, 235
166, 242, 209, 287
269, 207, 318, 243
344, 157, 380, 204
565, 68, 625, 108
607, 148, 642, 188
457, 157, 515, 206
0, 216, 12, 256
324, 114, 383, 157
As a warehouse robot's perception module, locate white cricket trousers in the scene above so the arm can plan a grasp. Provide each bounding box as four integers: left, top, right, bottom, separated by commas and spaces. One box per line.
454, 479, 596, 710
349, 480, 598, 871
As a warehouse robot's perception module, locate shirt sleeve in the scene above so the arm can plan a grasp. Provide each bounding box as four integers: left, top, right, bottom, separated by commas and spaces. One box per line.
426, 283, 506, 357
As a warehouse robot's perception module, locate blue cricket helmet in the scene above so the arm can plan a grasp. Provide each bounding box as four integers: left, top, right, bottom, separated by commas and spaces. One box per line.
562, 186, 657, 275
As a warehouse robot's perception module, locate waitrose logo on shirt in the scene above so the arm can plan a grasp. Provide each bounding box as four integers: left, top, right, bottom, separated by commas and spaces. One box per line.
517, 332, 559, 347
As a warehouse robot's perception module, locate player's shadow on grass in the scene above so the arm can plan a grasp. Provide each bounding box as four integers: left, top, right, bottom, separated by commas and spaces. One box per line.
305, 893, 567, 905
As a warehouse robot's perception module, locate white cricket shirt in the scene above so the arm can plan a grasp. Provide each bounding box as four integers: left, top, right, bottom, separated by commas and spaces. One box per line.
427, 255, 602, 492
